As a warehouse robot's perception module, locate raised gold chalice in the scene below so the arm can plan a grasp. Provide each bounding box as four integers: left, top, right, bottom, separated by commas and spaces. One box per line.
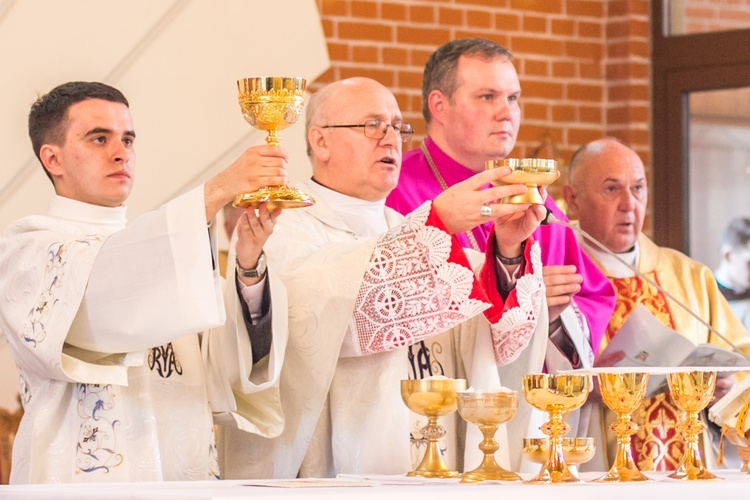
667, 370, 720, 480
485, 158, 558, 204
456, 390, 520, 483
401, 378, 467, 478
234, 76, 315, 209
595, 372, 651, 482
522, 437, 596, 468
522, 373, 591, 483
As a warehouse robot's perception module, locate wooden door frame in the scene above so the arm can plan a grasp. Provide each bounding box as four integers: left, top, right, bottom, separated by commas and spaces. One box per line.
651, 1, 750, 252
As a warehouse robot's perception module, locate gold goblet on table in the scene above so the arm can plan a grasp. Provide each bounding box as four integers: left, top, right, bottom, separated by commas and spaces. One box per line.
667, 370, 721, 480
485, 158, 558, 204
234, 76, 315, 209
456, 390, 520, 483
522, 373, 591, 483
595, 372, 651, 482
401, 378, 466, 478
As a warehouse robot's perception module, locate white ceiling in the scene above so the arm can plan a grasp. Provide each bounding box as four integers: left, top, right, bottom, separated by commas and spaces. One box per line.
0, 0, 329, 231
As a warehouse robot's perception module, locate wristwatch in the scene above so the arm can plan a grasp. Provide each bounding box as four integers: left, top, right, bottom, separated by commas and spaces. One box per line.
236, 251, 267, 279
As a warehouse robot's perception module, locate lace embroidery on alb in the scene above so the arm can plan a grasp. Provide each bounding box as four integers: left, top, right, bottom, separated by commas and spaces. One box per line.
490, 241, 545, 365
351, 203, 487, 355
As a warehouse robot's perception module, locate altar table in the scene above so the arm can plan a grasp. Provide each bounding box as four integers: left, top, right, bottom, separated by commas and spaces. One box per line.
1, 471, 749, 499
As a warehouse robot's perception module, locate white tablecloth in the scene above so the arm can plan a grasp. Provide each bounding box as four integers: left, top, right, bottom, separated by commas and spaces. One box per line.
1, 471, 749, 499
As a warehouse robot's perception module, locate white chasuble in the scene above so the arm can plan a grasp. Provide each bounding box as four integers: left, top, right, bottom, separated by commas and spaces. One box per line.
0, 187, 284, 484
218, 180, 547, 479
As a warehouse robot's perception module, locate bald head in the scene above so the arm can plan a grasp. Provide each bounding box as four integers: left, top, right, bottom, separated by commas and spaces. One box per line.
305, 77, 404, 201
562, 138, 648, 253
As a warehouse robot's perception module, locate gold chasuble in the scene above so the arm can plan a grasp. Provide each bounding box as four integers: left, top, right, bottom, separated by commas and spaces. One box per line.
604, 274, 685, 471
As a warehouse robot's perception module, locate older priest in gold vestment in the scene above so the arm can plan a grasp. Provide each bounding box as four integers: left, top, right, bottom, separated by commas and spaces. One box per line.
562, 138, 749, 471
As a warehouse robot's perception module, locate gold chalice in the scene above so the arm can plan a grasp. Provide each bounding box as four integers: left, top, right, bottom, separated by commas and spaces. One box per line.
485, 158, 558, 204
401, 378, 467, 478
522, 437, 596, 467
234, 76, 315, 209
595, 372, 651, 482
522, 373, 591, 483
667, 370, 720, 481
456, 390, 520, 483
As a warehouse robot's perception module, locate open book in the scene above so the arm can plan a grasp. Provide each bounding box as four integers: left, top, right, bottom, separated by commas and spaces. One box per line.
598, 304, 750, 397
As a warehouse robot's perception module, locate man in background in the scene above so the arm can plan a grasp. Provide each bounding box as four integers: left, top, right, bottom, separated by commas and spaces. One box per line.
715, 217, 750, 331
562, 137, 748, 471
387, 37, 614, 380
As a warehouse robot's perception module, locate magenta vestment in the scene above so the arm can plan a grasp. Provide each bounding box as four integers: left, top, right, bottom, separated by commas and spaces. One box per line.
387, 137, 615, 353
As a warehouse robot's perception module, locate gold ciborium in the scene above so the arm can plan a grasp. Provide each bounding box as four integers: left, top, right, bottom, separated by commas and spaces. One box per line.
401, 378, 467, 478
667, 370, 720, 481
456, 390, 520, 483
522, 373, 591, 483
595, 372, 651, 482
485, 158, 558, 204
522, 437, 596, 468
234, 76, 315, 209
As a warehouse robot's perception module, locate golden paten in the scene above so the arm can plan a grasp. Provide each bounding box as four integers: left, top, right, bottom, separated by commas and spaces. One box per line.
401, 378, 466, 478
485, 158, 558, 204
233, 76, 315, 209
456, 390, 520, 483
522, 437, 595, 466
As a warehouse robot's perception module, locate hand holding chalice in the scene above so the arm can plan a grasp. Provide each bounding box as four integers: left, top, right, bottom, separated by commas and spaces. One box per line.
234, 76, 315, 209
485, 158, 559, 204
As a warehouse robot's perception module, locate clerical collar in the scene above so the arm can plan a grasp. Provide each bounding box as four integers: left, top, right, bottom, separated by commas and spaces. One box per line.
581, 238, 639, 278
306, 180, 388, 237
48, 195, 128, 230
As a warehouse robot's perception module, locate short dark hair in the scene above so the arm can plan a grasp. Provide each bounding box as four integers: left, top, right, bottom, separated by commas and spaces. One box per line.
422, 38, 512, 124
28, 81, 129, 182
721, 217, 750, 251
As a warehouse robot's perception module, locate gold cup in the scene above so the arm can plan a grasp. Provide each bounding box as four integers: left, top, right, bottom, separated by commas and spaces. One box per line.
401, 378, 467, 478
485, 158, 558, 204
522, 373, 591, 483
667, 370, 721, 481
595, 372, 651, 482
234, 76, 315, 209
522, 437, 596, 467
456, 390, 521, 483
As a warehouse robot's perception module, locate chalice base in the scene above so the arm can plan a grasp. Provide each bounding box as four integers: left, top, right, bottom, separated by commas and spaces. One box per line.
233, 185, 315, 209
594, 464, 650, 482
406, 441, 459, 479
501, 187, 544, 205
461, 465, 521, 483
668, 446, 722, 481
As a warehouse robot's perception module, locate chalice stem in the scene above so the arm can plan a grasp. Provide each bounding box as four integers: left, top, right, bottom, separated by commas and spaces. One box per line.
596, 414, 649, 482
668, 411, 719, 480
530, 410, 582, 483
266, 129, 279, 146
408, 416, 457, 478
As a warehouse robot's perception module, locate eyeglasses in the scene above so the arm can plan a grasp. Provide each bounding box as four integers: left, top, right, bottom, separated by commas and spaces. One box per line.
321, 119, 414, 143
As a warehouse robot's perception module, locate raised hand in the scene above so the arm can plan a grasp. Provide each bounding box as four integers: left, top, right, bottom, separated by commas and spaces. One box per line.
543, 265, 583, 322
235, 202, 281, 285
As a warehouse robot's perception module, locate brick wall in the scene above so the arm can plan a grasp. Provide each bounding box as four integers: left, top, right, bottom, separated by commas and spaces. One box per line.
680, 0, 750, 34
313, 0, 652, 197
